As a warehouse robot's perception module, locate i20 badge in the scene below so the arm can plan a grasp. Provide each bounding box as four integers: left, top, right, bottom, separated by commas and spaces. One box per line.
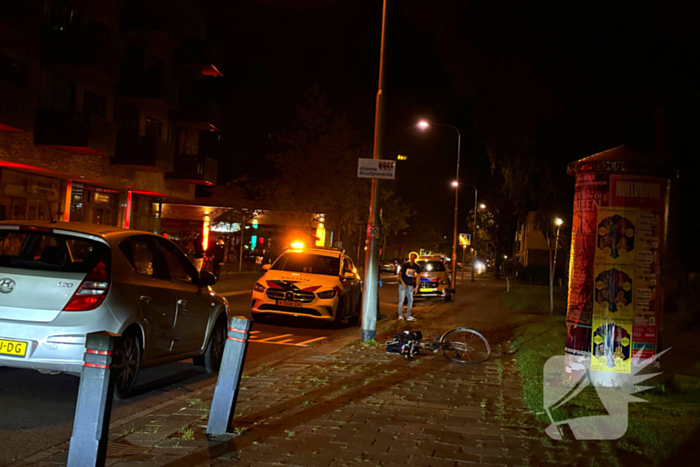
0, 278, 16, 294
57, 281, 74, 288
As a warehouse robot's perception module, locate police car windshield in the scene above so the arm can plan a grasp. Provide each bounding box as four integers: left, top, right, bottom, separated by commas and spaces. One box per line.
417, 260, 446, 272
272, 252, 341, 276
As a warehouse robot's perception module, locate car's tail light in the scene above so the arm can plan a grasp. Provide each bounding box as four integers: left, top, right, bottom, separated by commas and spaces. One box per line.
63, 258, 111, 311
317, 290, 337, 299
253, 282, 266, 293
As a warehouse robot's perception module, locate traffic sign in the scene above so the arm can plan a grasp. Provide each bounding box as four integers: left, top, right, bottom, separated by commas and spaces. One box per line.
358, 158, 396, 179
459, 233, 471, 246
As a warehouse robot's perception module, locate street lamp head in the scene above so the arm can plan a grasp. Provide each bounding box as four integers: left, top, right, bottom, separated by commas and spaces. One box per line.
417, 120, 429, 130
555, 218, 564, 226
451, 180, 459, 188
479, 203, 486, 209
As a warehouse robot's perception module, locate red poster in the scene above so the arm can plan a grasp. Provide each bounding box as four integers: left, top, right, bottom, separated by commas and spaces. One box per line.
565, 173, 609, 357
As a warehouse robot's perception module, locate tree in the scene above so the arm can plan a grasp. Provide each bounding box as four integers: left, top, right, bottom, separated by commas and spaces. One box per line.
267, 86, 412, 259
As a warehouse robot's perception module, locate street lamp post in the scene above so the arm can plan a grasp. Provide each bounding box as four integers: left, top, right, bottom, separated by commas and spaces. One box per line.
457, 183, 478, 282
418, 120, 461, 292
360, 0, 389, 342
550, 218, 563, 315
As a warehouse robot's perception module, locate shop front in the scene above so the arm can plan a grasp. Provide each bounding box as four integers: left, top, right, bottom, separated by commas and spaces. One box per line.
0, 167, 66, 222
69, 182, 123, 226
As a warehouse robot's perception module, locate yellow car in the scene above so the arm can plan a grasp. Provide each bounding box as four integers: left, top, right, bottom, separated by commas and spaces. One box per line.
251, 244, 363, 327
414, 255, 452, 302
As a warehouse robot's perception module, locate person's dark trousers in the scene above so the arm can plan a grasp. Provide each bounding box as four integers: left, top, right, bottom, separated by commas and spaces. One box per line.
213, 261, 222, 279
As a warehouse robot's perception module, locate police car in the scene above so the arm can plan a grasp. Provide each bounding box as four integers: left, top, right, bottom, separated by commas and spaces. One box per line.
251, 243, 363, 326
414, 255, 452, 302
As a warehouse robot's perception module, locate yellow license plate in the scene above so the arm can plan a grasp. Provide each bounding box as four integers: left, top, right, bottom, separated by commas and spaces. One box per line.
278, 300, 303, 308
419, 288, 435, 292
0, 339, 27, 357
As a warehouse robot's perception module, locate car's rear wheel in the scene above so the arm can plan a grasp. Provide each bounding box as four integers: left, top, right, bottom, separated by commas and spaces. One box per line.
113, 330, 141, 399
195, 315, 228, 373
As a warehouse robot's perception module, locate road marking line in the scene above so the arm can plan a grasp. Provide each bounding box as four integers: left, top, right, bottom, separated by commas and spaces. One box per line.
275, 339, 295, 344
295, 336, 326, 346
251, 334, 293, 343
249, 331, 261, 334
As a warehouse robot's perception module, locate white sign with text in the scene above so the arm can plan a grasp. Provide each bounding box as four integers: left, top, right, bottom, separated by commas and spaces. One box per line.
357, 158, 396, 180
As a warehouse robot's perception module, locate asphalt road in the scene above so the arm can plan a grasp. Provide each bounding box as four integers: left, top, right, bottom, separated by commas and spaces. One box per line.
0, 275, 407, 465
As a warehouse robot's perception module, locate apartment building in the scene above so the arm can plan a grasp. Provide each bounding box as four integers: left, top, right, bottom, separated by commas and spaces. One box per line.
0, 0, 222, 232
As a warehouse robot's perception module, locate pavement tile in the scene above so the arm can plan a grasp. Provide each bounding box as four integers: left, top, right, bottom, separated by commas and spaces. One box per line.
406, 454, 458, 466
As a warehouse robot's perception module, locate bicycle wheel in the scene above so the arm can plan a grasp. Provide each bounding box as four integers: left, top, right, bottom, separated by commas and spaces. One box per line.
440, 328, 491, 364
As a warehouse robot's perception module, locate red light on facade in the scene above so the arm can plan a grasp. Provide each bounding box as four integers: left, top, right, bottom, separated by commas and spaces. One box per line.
51, 146, 106, 156
202, 219, 210, 252
0, 123, 22, 132
129, 190, 168, 197
125, 191, 133, 229
201, 64, 224, 77
64, 180, 72, 222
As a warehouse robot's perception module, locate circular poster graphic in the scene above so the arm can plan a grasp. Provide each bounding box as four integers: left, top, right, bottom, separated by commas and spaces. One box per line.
594, 268, 633, 312
597, 215, 635, 259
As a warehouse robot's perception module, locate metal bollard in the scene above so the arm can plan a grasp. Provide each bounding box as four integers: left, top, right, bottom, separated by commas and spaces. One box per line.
67, 331, 117, 467
206, 317, 251, 436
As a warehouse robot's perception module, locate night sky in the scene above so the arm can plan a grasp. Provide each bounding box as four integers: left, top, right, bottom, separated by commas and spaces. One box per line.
196, 0, 699, 263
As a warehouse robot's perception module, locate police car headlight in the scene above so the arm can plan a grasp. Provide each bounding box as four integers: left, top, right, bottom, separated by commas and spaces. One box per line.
317, 290, 337, 299
253, 282, 266, 293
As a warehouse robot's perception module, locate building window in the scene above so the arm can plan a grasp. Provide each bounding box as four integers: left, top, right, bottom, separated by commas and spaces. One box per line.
70, 183, 120, 226
115, 101, 140, 136
0, 54, 25, 87
83, 90, 106, 118
145, 117, 161, 139
40, 72, 74, 111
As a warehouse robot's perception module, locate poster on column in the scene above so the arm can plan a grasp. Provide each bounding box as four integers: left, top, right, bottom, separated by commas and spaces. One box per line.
591, 206, 637, 373
565, 173, 609, 358
610, 174, 665, 363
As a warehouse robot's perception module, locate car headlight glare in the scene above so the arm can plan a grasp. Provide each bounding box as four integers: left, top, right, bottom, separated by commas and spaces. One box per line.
253, 282, 266, 293
317, 290, 337, 299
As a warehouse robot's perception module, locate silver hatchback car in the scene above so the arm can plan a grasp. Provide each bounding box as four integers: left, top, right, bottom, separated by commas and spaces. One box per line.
0, 222, 231, 398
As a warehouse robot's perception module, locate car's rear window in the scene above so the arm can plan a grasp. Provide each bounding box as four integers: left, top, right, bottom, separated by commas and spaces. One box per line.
0, 230, 108, 272
271, 253, 340, 276
418, 260, 446, 272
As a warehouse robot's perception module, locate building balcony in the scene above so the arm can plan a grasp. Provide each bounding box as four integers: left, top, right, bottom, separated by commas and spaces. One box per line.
117, 69, 179, 109
113, 135, 175, 172
41, 28, 119, 81
0, 80, 30, 131
176, 39, 224, 77
121, 0, 205, 48
170, 94, 220, 131
34, 110, 117, 156
167, 154, 217, 186
0, 0, 42, 41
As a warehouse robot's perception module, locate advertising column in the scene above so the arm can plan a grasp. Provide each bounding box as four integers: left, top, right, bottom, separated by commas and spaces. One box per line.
566, 146, 667, 386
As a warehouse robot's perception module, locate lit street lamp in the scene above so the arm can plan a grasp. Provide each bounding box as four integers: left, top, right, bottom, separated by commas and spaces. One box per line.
418, 120, 462, 292
550, 217, 564, 315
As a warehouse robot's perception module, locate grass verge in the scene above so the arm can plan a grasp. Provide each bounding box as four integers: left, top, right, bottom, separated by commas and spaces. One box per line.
504, 284, 700, 464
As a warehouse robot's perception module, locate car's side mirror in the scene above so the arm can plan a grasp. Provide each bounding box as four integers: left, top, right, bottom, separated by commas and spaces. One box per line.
343, 271, 356, 280
262, 264, 271, 271
199, 270, 217, 287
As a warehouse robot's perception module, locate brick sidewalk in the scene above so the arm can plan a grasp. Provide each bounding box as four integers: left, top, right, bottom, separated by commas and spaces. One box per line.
16, 280, 620, 467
